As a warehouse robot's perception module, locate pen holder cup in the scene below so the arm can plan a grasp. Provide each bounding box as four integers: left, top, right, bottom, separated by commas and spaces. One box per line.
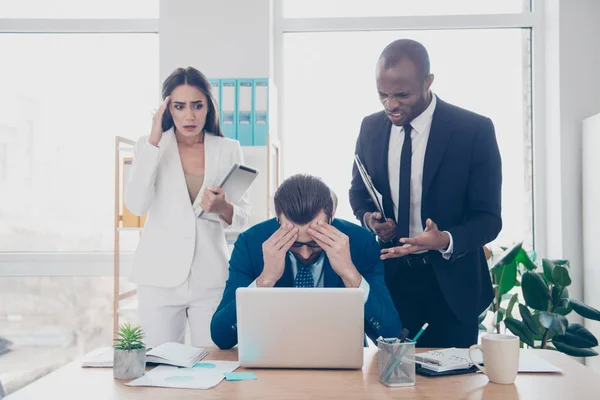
377, 338, 416, 387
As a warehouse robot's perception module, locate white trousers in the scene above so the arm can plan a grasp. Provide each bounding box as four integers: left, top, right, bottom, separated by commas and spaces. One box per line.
137, 273, 224, 348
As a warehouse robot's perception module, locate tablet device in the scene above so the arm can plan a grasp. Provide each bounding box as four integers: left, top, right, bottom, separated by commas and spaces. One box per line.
198, 163, 259, 218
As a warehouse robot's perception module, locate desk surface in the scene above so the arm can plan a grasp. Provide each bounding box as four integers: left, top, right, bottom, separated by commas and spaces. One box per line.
7, 347, 599, 400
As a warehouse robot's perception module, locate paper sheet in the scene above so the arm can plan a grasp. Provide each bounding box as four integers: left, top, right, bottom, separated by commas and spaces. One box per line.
126, 360, 240, 389
81, 347, 113, 368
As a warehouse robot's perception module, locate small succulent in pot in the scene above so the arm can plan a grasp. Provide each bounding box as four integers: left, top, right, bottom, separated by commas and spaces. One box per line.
113, 322, 146, 379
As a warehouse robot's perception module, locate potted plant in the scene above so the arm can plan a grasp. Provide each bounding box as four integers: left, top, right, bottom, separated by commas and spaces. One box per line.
486, 242, 600, 357
113, 322, 146, 379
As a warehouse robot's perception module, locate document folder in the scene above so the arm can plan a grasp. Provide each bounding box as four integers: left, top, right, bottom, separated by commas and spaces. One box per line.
237, 79, 253, 146
208, 79, 221, 115
221, 79, 237, 140
354, 154, 387, 222
252, 78, 269, 146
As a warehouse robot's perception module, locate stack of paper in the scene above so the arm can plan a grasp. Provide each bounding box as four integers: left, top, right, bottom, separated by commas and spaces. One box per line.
127, 361, 240, 389
146, 342, 209, 368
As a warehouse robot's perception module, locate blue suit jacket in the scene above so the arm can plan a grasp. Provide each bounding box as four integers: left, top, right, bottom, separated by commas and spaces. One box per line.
349, 97, 500, 322
210, 218, 402, 349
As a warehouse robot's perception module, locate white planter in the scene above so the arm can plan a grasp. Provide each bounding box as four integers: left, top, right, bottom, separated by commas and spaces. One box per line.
113, 348, 146, 380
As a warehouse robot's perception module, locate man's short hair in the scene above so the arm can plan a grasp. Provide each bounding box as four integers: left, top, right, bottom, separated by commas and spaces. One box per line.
274, 174, 334, 225
379, 39, 431, 81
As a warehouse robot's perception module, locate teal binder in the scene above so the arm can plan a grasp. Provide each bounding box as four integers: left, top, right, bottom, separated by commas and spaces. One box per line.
236, 79, 254, 146
220, 79, 237, 139
252, 78, 269, 146
208, 79, 221, 130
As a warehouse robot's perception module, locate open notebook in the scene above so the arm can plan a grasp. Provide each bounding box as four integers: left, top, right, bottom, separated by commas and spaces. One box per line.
415, 348, 562, 374
81, 342, 208, 369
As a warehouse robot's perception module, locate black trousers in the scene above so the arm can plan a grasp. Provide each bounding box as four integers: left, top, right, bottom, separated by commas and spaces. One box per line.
384, 255, 478, 348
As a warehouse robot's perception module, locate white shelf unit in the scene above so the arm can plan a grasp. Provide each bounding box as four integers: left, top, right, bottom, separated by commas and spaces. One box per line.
113, 136, 138, 339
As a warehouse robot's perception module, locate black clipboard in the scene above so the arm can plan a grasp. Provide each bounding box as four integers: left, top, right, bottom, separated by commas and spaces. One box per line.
354, 154, 387, 223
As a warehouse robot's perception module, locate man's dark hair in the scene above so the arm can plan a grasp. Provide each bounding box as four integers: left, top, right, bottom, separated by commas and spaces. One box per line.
274, 174, 334, 225
379, 39, 431, 81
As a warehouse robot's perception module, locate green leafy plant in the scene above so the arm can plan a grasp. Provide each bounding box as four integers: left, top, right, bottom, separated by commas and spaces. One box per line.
487, 243, 600, 357
113, 322, 145, 351
484, 242, 533, 334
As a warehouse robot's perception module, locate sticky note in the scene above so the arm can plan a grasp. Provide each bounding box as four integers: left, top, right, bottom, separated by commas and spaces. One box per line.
223, 372, 257, 381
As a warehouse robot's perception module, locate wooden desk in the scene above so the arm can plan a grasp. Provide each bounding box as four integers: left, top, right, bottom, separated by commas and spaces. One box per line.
7, 347, 599, 399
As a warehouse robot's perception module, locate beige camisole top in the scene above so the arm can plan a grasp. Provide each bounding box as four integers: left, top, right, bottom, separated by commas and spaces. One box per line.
185, 173, 205, 203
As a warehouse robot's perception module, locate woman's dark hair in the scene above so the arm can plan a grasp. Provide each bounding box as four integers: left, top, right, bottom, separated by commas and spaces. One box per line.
161, 66, 223, 137
274, 174, 334, 225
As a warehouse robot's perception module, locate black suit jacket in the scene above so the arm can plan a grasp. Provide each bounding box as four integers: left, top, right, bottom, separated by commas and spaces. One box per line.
349, 97, 501, 322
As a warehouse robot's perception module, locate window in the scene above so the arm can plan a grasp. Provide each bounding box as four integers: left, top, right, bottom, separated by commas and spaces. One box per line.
283, 29, 533, 249
0, 34, 158, 252
0, 276, 137, 394
283, 0, 529, 18
0, 0, 158, 18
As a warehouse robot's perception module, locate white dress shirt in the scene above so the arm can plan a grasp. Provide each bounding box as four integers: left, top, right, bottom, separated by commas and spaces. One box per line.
249, 252, 371, 303
387, 94, 453, 258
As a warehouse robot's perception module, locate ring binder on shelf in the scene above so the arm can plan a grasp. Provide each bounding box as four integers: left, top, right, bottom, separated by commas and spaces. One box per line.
220, 79, 237, 139
252, 78, 269, 146
209, 79, 221, 115
237, 79, 254, 146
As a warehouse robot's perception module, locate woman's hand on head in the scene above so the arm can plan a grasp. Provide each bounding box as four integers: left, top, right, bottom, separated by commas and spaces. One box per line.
148, 96, 170, 147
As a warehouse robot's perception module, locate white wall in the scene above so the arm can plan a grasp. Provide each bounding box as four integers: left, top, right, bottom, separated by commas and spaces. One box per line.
543, 0, 600, 317
582, 112, 600, 372
159, 0, 275, 227
159, 0, 270, 82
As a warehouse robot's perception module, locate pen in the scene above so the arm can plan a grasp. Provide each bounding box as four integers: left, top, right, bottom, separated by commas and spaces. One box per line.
383, 323, 429, 381
398, 328, 409, 343
388, 328, 410, 378
411, 323, 429, 342
414, 355, 442, 366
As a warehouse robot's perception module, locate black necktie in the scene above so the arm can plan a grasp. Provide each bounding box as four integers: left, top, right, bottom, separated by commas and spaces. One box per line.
398, 124, 412, 241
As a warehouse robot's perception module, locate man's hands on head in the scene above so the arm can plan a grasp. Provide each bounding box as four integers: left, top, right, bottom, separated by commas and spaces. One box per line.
257, 223, 298, 287
307, 221, 362, 288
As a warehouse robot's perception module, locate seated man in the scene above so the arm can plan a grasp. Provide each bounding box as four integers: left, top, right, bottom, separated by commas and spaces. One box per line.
211, 174, 402, 349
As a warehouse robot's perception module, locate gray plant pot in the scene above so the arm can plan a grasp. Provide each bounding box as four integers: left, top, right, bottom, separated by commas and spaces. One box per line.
113, 348, 146, 380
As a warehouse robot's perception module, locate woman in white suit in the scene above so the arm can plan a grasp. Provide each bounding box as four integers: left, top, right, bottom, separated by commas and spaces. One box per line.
125, 67, 250, 347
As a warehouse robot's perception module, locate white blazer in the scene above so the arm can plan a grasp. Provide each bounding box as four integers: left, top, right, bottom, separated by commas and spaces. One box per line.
125, 129, 251, 289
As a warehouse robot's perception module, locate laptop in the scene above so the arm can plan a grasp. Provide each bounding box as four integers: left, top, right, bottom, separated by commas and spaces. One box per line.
236, 287, 364, 369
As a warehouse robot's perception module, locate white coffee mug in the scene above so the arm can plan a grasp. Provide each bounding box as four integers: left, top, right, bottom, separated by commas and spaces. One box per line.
468, 334, 520, 384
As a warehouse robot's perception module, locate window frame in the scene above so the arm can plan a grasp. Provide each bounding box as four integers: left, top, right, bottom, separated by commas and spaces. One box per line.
0, 17, 158, 276
272, 0, 546, 257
